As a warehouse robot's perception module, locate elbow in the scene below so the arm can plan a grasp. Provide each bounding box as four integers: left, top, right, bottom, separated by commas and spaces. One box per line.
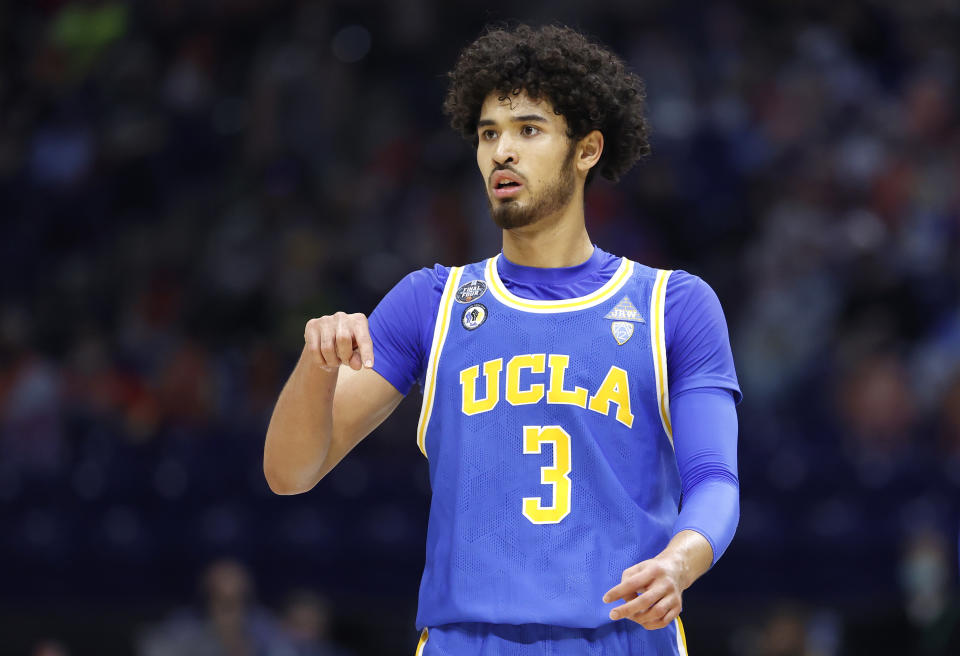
262, 460, 319, 496
264, 474, 300, 496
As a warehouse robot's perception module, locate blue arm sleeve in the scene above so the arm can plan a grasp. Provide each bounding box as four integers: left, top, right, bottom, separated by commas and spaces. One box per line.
367, 265, 448, 395
665, 271, 742, 403
664, 272, 741, 565
671, 387, 740, 565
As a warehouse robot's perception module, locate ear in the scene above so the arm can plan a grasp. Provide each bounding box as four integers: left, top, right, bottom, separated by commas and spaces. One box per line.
575, 130, 604, 176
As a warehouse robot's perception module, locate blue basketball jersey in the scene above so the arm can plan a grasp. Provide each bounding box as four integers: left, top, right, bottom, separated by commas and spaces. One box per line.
414, 254, 683, 641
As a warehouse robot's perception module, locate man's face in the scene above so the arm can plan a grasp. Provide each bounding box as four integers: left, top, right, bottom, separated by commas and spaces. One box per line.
476, 91, 577, 230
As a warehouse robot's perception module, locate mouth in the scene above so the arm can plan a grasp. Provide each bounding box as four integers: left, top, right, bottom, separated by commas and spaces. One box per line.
491, 171, 525, 199
493, 181, 524, 199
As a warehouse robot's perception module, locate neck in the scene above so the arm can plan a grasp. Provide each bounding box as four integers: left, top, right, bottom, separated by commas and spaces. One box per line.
500, 195, 593, 268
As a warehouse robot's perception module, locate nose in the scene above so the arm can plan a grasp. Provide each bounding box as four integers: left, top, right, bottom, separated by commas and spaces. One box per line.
493, 133, 517, 166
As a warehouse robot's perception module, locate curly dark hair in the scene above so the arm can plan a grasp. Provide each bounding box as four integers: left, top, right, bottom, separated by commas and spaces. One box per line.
443, 24, 651, 183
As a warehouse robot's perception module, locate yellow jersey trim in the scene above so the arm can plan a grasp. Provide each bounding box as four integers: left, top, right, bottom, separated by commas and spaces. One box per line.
484, 255, 634, 313
414, 627, 429, 655
650, 269, 673, 446
676, 616, 688, 655
416, 267, 463, 458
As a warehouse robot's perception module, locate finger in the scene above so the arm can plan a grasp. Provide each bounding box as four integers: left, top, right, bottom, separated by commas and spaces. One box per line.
631, 595, 677, 627
609, 585, 665, 620
334, 323, 354, 365
603, 565, 655, 603
349, 314, 374, 369
318, 323, 339, 369
304, 320, 321, 357
621, 561, 644, 580
637, 603, 680, 631
348, 351, 362, 371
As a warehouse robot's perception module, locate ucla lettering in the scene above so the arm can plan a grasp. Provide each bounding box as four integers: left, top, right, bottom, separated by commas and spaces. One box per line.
506, 354, 546, 405
459, 354, 632, 427
460, 358, 503, 416
587, 365, 634, 428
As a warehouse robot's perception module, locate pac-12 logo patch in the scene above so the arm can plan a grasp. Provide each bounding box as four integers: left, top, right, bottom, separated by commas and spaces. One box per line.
611, 321, 634, 345
604, 296, 644, 345
461, 303, 487, 330
455, 279, 487, 303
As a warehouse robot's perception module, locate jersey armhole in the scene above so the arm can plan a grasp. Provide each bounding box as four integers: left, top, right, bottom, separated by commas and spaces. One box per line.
649, 269, 673, 447
415, 266, 464, 458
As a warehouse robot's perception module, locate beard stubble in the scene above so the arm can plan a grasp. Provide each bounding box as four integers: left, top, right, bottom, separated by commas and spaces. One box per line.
488, 144, 577, 230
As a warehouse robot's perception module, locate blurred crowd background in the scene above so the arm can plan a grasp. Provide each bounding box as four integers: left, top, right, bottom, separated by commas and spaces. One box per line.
1, 0, 959, 654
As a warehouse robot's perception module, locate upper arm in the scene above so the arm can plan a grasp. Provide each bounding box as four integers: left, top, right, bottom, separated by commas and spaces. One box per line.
317, 264, 448, 480
368, 265, 449, 394
317, 365, 404, 480
665, 272, 742, 403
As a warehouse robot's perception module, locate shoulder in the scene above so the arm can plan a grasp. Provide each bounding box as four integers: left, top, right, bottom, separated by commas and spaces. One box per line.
622, 262, 713, 303
405, 259, 493, 286
369, 264, 460, 395
664, 269, 723, 312
393, 258, 499, 307
403, 263, 451, 292
661, 269, 729, 335
661, 269, 742, 403
623, 258, 674, 287
383, 263, 457, 310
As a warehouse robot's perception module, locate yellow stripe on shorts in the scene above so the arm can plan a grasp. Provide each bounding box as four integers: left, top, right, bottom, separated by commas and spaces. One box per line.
414, 627, 429, 655
676, 616, 688, 655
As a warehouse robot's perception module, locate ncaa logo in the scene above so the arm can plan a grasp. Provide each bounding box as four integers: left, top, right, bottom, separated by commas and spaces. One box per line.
456, 279, 487, 303
462, 303, 488, 330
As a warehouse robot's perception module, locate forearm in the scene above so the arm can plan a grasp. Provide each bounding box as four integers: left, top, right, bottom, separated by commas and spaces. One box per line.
673, 478, 739, 565
671, 387, 740, 564
263, 346, 337, 495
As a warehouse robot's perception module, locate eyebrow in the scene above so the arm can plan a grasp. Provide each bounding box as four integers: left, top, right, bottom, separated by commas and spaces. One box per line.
477, 114, 549, 128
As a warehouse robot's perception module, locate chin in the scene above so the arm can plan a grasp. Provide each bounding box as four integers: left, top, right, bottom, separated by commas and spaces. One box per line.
491, 203, 538, 230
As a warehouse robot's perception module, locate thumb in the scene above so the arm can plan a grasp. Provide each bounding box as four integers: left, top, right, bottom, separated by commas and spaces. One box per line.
348, 351, 363, 371
355, 336, 374, 369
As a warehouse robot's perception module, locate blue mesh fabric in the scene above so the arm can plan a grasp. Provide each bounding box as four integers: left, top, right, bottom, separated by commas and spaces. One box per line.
416, 259, 681, 633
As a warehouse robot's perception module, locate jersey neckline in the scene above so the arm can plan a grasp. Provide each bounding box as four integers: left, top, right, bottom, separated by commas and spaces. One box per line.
496, 246, 607, 284
484, 254, 634, 313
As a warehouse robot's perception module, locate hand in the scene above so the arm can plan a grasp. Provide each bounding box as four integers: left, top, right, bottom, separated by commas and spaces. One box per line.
602, 554, 685, 630
303, 312, 374, 372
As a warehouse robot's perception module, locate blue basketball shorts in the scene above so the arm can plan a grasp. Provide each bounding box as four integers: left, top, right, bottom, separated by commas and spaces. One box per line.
414, 619, 688, 655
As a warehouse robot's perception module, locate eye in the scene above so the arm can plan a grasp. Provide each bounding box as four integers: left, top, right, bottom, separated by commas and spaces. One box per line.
520, 125, 541, 137
480, 129, 498, 141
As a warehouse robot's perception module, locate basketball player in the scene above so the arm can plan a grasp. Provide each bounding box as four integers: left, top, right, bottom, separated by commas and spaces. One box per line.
264, 24, 741, 655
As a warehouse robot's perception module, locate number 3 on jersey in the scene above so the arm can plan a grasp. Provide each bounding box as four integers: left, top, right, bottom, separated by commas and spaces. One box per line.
522, 425, 572, 524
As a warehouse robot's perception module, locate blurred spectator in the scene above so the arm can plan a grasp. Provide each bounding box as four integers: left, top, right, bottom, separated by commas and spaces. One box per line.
280, 590, 353, 656
936, 374, 960, 461
898, 528, 960, 655
138, 558, 289, 656
0, 308, 63, 475
757, 604, 807, 656
838, 351, 917, 460
32, 641, 70, 656
731, 602, 843, 656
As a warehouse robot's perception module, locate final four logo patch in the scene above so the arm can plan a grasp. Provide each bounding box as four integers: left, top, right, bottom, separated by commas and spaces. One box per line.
455, 280, 487, 303
604, 296, 644, 345
462, 303, 487, 330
